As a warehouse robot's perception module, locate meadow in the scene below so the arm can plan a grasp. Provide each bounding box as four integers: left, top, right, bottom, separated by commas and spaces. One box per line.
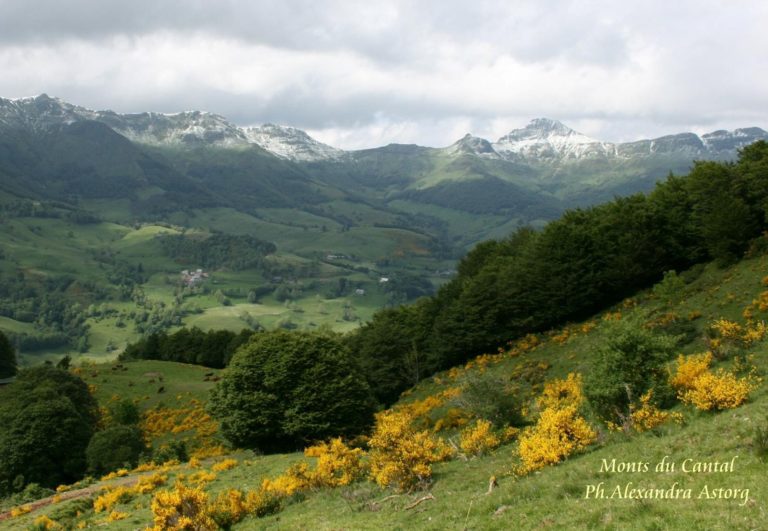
4, 251, 768, 529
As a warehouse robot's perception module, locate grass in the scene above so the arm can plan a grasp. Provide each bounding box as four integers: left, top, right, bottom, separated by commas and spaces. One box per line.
6, 253, 768, 529
79, 359, 220, 410
1, 206, 450, 364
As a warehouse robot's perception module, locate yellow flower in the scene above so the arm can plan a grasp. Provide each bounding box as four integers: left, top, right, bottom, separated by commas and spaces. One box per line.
211, 459, 238, 472
537, 373, 584, 410
517, 405, 596, 475
459, 420, 501, 456
368, 410, 452, 490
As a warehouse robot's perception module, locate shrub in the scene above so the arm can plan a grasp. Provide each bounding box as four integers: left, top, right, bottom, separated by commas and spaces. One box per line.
517, 405, 596, 475
679, 370, 756, 410
669, 352, 712, 391
209, 330, 376, 452
536, 373, 584, 411
86, 426, 146, 475
626, 391, 683, 432
584, 323, 676, 422
304, 438, 367, 488
670, 353, 759, 410
459, 419, 501, 457
452, 372, 524, 427
108, 399, 140, 426
153, 440, 189, 464
368, 410, 452, 491
149, 481, 216, 531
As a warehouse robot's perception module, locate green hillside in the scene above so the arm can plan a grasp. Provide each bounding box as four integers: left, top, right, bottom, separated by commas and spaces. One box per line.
3, 252, 768, 530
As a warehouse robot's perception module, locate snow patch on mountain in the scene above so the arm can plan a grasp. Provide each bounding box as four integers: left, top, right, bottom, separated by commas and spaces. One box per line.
442, 134, 500, 158
493, 118, 612, 160
0, 95, 344, 161
244, 124, 344, 162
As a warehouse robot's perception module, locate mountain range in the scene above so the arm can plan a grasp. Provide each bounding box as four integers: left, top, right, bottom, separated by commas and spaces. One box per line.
1, 94, 766, 251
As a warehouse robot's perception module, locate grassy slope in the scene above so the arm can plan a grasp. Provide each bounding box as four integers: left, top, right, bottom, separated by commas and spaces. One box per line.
5, 256, 768, 530
1, 211, 438, 364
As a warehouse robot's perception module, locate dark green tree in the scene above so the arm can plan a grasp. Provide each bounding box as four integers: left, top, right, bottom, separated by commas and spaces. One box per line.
0, 367, 99, 494
108, 398, 141, 426
0, 330, 16, 378
208, 330, 376, 452
86, 426, 146, 475
584, 323, 676, 422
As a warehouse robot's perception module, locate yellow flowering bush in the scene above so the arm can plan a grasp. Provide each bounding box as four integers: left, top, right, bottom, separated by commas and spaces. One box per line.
551, 329, 570, 345
707, 318, 766, 355
671, 353, 759, 410
33, 515, 62, 529
459, 419, 501, 456
669, 352, 713, 391
211, 459, 238, 472
505, 333, 541, 357
261, 463, 312, 497
432, 407, 471, 432
135, 473, 168, 494
107, 511, 129, 521
149, 481, 217, 531
679, 370, 757, 410
304, 437, 366, 487
140, 400, 221, 458
93, 486, 136, 513
394, 387, 461, 429
208, 489, 251, 528
10, 505, 32, 517
368, 410, 453, 490
516, 405, 596, 475
100, 468, 129, 481
536, 373, 584, 410
628, 391, 683, 432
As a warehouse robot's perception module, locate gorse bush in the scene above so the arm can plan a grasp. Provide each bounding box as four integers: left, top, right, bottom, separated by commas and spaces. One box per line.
516, 405, 597, 475
536, 373, 584, 411
368, 410, 453, 491
149, 481, 217, 531
623, 391, 683, 433
670, 352, 760, 410
303, 438, 367, 488
459, 419, 501, 457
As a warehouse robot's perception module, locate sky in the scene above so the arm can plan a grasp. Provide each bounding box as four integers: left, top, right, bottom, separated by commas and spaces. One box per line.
1, 0, 767, 150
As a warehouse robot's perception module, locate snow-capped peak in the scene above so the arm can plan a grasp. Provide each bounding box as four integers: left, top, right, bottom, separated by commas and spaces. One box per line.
0, 95, 346, 160
441, 133, 500, 158
493, 118, 610, 160
244, 124, 344, 162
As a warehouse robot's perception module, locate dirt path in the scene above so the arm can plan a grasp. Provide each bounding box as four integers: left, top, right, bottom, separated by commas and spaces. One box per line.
0, 474, 144, 522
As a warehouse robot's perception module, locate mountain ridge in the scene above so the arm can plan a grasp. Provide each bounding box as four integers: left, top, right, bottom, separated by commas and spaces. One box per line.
2, 95, 766, 164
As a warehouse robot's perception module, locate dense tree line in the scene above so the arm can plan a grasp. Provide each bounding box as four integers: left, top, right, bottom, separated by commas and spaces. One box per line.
0, 275, 92, 352
348, 141, 768, 405
120, 327, 255, 369
158, 232, 276, 271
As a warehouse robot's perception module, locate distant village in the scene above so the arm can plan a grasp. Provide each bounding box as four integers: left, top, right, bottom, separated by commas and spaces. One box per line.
180, 268, 209, 286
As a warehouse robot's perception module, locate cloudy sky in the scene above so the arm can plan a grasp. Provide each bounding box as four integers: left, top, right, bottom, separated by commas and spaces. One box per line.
1, 0, 766, 149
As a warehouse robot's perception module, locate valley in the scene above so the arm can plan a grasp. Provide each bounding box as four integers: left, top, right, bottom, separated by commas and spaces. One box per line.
1, 94, 767, 365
